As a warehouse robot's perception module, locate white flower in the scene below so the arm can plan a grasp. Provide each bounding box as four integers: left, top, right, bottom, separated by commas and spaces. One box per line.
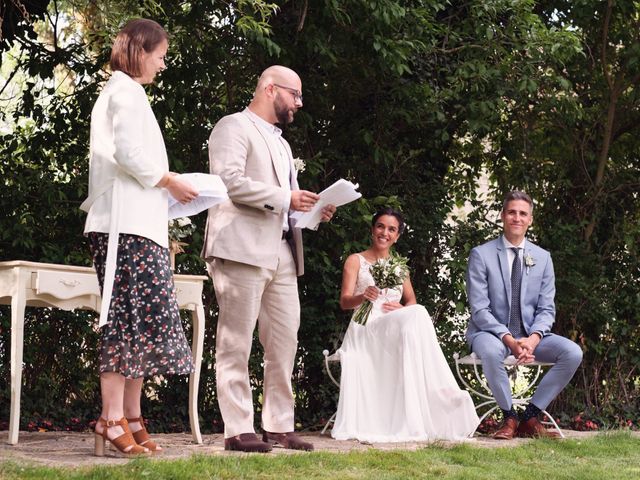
168, 217, 195, 242
177, 217, 192, 227
524, 253, 535, 274
293, 157, 306, 173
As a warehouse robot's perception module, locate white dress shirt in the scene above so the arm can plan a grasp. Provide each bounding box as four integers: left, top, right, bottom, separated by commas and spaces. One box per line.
500, 235, 526, 340
243, 107, 292, 231
501, 235, 544, 339
502, 235, 526, 277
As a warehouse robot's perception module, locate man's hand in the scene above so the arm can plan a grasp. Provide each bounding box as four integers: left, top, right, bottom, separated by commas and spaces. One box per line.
290, 190, 319, 212
320, 204, 336, 222
517, 334, 541, 357
514, 346, 535, 365
503, 334, 535, 365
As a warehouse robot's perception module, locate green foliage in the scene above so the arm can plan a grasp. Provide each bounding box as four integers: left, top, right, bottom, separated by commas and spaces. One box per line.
483, 0, 640, 417
1, 0, 638, 435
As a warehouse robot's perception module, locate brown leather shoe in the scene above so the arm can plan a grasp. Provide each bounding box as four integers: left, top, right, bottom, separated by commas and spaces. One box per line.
517, 418, 561, 439
263, 431, 314, 451
224, 433, 272, 452
493, 417, 519, 440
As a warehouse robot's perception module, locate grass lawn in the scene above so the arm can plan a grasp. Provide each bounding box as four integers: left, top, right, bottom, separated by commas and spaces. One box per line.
1, 432, 638, 479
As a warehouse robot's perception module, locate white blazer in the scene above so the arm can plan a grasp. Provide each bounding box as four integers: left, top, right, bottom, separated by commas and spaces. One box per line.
80, 70, 169, 326
81, 70, 168, 247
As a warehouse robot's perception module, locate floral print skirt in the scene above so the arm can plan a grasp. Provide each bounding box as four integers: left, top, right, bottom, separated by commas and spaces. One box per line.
88, 232, 194, 379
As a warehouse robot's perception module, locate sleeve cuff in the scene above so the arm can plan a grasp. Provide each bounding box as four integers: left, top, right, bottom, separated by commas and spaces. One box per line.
149, 169, 168, 189
283, 190, 292, 212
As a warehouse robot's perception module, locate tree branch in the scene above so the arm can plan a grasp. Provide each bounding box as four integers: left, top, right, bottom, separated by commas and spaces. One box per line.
296, 0, 308, 32
601, 0, 613, 90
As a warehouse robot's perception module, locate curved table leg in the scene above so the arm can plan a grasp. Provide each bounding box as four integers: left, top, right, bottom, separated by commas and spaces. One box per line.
188, 305, 205, 444
9, 269, 27, 445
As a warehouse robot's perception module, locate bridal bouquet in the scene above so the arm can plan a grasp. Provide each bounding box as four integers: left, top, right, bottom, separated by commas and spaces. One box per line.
352, 252, 410, 326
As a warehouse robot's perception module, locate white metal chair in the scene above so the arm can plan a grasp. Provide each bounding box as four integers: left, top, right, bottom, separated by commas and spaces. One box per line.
321, 349, 341, 435
453, 352, 564, 438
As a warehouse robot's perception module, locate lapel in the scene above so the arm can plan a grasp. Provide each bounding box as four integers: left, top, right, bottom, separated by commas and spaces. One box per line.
281, 140, 298, 190
241, 111, 287, 188
496, 238, 511, 306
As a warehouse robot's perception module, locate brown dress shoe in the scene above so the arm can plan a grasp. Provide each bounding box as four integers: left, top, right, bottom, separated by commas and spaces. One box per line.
493, 417, 519, 440
224, 433, 272, 452
263, 431, 314, 451
517, 418, 561, 439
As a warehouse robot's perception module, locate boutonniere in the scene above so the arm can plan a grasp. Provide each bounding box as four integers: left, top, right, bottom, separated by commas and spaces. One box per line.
524, 253, 536, 274
293, 157, 306, 174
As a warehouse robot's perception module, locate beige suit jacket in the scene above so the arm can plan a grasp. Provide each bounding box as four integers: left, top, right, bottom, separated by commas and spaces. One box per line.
202, 110, 304, 275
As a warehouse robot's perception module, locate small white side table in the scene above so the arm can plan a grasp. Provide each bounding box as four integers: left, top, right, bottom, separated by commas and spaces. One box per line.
0, 260, 208, 445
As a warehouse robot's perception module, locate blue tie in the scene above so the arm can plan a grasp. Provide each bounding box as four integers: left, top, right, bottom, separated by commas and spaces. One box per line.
509, 247, 524, 337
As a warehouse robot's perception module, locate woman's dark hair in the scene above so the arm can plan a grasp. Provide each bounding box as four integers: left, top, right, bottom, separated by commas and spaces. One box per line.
110, 18, 168, 77
371, 207, 405, 234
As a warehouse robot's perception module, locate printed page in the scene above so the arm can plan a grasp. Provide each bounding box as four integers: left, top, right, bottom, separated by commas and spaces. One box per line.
168, 173, 228, 219
291, 179, 361, 230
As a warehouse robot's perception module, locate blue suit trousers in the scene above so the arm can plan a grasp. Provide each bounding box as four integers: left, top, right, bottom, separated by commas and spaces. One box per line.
471, 332, 582, 410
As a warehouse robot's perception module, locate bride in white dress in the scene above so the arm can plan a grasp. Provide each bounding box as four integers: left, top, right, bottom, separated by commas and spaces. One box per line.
331, 208, 480, 442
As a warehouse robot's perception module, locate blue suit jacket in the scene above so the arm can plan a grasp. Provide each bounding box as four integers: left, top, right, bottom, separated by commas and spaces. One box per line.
465, 237, 556, 345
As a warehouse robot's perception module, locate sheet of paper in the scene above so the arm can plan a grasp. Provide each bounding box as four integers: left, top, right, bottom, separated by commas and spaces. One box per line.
290, 178, 361, 230
168, 172, 228, 219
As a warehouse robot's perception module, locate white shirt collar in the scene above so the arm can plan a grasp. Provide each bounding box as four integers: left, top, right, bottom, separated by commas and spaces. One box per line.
502, 235, 526, 250
244, 107, 282, 137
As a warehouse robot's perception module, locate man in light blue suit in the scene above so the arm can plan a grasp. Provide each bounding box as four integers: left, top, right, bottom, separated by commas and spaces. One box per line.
466, 191, 582, 439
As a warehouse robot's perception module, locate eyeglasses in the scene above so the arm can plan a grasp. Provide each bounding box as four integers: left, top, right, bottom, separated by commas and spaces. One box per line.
273, 83, 303, 103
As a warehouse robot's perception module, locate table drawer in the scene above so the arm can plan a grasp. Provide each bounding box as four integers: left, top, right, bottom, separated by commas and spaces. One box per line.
174, 280, 203, 307
34, 270, 100, 300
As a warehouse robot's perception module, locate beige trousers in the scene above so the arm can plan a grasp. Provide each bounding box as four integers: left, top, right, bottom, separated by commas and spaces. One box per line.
209, 240, 300, 438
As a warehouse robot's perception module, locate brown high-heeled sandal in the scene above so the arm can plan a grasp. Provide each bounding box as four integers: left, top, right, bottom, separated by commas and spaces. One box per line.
127, 416, 162, 452
94, 417, 150, 457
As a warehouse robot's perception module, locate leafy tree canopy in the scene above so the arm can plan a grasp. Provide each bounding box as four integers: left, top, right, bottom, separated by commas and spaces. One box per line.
1, 0, 638, 432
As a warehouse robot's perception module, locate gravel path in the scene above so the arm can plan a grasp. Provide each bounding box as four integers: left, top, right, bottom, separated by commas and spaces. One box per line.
0, 430, 611, 468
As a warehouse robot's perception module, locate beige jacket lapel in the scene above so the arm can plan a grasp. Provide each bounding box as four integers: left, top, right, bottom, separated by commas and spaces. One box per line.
240, 111, 287, 188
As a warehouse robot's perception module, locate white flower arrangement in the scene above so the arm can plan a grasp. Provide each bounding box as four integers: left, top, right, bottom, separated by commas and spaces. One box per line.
524, 253, 535, 274
168, 217, 195, 242
168, 217, 195, 269
293, 157, 306, 173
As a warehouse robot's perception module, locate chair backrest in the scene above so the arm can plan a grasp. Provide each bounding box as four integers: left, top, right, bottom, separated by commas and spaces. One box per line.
322, 349, 340, 387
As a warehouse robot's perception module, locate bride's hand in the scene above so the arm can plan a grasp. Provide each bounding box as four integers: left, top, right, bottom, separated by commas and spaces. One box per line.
381, 302, 404, 312
362, 286, 379, 302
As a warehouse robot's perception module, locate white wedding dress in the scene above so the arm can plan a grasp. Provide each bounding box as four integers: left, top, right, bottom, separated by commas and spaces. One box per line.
331, 254, 480, 442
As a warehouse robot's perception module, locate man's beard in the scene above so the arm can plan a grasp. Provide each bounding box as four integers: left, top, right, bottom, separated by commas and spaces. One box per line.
274, 94, 295, 125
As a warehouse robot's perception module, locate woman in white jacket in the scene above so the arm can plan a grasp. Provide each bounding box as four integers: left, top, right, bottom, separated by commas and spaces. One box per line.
81, 18, 198, 457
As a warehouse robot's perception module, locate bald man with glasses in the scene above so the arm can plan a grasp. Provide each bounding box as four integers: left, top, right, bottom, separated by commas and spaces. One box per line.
202, 66, 335, 452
